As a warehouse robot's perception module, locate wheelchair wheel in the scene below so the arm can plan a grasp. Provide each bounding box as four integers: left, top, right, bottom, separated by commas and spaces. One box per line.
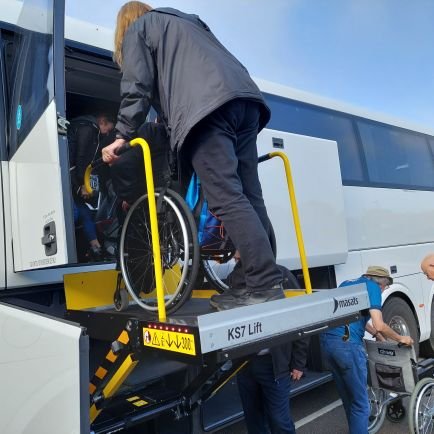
386, 399, 406, 423
368, 386, 387, 434
201, 217, 277, 293
114, 287, 129, 312
409, 377, 434, 434
119, 189, 200, 314
201, 251, 236, 293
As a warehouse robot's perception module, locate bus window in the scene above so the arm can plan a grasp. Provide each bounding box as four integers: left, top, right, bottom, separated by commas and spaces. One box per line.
428, 138, 434, 159
9, 1, 54, 156
264, 94, 365, 183
357, 120, 434, 190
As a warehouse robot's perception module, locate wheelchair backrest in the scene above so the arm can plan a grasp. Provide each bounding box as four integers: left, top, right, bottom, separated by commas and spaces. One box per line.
365, 339, 417, 393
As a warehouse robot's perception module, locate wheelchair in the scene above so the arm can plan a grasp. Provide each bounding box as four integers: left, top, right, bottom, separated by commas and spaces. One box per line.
86, 139, 242, 315
85, 136, 294, 316
365, 339, 434, 434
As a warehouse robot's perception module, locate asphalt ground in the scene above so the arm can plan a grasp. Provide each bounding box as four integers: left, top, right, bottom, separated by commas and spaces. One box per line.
215, 381, 411, 434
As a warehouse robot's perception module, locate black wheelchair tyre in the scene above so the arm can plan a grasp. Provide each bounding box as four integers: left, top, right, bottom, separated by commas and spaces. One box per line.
119, 188, 200, 315
114, 287, 129, 312
386, 399, 406, 423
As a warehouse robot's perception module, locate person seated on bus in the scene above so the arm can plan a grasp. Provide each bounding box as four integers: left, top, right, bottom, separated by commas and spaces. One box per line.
68, 113, 115, 261
320, 266, 413, 434
421, 254, 434, 281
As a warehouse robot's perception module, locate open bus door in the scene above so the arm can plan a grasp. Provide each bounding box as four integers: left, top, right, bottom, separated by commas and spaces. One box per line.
8, 0, 75, 271
0, 31, 8, 286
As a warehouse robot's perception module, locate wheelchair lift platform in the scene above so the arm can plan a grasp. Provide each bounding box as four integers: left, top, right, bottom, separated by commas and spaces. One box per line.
67, 283, 369, 362
65, 283, 370, 433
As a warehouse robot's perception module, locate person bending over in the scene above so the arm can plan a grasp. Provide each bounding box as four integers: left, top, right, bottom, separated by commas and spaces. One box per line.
102, 2, 283, 310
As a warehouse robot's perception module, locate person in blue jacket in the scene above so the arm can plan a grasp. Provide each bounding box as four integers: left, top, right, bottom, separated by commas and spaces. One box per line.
320, 266, 413, 434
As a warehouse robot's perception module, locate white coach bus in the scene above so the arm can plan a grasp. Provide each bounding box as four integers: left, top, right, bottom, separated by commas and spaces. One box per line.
256, 78, 434, 357
0, 0, 433, 432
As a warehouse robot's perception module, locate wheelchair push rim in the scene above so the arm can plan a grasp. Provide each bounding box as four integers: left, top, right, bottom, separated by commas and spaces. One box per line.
119, 190, 198, 313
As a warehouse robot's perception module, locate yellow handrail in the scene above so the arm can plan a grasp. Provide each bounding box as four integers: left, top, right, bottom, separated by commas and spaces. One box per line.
83, 139, 166, 320
267, 151, 312, 294
130, 138, 166, 321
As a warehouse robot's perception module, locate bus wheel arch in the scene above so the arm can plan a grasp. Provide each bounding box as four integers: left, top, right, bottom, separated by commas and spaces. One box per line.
382, 295, 419, 357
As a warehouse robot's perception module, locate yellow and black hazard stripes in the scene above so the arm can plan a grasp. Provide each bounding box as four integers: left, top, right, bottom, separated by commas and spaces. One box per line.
126, 395, 149, 407
89, 330, 130, 397
89, 329, 137, 424
90, 354, 138, 423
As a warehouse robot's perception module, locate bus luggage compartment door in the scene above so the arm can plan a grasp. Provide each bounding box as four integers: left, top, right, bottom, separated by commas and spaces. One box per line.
0, 302, 89, 434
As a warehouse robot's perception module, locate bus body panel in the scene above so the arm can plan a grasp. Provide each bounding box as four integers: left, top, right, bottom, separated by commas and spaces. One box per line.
257, 129, 348, 269
343, 186, 434, 251
0, 302, 89, 434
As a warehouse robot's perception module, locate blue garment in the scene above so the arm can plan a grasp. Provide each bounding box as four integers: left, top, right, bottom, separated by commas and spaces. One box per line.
321, 276, 382, 434
324, 276, 382, 343
237, 354, 296, 434
74, 202, 97, 242
320, 335, 369, 434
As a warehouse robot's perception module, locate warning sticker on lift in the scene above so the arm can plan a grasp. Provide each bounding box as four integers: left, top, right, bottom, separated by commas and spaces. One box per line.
143, 328, 196, 356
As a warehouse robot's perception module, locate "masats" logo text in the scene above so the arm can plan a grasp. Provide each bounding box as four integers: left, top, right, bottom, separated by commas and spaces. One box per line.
333, 297, 359, 313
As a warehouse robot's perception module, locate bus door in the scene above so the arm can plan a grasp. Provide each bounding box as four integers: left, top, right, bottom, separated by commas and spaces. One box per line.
8, 0, 76, 271
0, 31, 8, 286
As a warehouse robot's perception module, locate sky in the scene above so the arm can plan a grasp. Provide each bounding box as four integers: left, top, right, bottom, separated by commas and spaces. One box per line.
65, 0, 434, 130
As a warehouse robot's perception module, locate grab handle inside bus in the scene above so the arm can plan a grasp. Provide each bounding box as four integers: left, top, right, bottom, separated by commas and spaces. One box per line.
83, 142, 132, 194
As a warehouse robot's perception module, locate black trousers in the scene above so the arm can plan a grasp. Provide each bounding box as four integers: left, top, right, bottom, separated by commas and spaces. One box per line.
184, 99, 282, 291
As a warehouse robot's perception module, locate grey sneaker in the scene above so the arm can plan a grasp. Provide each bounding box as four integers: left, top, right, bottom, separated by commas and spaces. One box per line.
215, 284, 285, 311
209, 287, 248, 309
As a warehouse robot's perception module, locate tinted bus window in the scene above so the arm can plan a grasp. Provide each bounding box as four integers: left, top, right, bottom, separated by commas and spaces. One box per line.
9, 3, 54, 154
358, 120, 434, 189
429, 138, 434, 157
264, 94, 365, 183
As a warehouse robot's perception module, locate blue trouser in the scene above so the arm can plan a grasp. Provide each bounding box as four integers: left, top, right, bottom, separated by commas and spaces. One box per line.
320, 334, 369, 434
74, 202, 97, 242
185, 99, 282, 291
237, 354, 295, 434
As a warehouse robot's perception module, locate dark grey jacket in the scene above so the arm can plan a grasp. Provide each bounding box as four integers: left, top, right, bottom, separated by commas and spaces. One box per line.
270, 338, 309, 380
116, 7, 270, 151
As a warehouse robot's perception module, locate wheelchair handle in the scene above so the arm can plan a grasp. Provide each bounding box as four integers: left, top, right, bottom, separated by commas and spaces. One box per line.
397, 342, 412, 348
